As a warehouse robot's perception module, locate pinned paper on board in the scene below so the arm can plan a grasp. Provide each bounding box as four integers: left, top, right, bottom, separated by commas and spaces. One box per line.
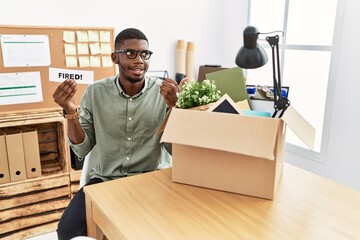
77, 43, 89, 55
0, 72, 43, 106
63, 31, 75, 43
89, 43, 101, 55
77, 31, 89, 42
78, 56, 90, 67
66, 56, 78, 67
64, 44, 77, 55
100, 31, 111, 42
88, 30, 99, 42
0, 34, 51, 67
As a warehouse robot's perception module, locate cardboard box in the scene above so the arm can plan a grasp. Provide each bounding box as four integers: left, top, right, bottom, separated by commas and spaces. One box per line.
161, 95, 315, 200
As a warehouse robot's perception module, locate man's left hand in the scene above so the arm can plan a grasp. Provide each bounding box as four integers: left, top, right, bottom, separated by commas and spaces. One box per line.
160, 77, 191, 107
160, 78, 179, 107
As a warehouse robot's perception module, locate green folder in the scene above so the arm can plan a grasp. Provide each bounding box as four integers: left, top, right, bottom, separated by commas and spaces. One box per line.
205, 67, 248, 103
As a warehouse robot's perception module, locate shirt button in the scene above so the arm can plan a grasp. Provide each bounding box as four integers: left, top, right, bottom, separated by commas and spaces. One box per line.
129, 98, 133, 101
128, 117, 132, 121
126, 157, 130, 160
127, 137, 131, 141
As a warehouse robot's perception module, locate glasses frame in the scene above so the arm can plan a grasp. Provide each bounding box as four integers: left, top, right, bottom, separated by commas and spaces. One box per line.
115, 49, 153, 60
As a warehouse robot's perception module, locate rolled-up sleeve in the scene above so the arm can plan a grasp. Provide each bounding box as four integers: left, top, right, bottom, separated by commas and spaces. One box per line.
68, 134, 93, 159
67, 85, 96, 159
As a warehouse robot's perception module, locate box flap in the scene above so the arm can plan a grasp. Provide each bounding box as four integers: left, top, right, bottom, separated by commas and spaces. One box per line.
161, 108, 280, 160
154, 108, 172, 136
282, 105, 315, 150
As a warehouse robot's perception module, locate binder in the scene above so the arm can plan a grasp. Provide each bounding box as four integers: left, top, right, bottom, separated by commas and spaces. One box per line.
23, 130, 42, 178
6, 133, 27, 182
0, 135, 11, 184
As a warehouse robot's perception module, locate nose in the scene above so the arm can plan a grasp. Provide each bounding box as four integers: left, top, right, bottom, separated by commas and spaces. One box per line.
133, 53, 144, 63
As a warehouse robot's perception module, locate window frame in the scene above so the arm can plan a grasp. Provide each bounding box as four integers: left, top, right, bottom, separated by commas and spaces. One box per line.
247, 0, 345, 163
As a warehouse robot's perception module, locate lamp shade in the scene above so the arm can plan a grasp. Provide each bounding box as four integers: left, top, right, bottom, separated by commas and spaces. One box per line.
235, 26, 268, 69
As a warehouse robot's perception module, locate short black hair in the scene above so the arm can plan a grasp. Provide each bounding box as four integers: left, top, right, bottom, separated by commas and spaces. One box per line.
114, 28, 148, 49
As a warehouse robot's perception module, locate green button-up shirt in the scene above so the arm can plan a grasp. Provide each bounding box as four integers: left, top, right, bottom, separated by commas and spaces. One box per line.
69, 75, 171, 181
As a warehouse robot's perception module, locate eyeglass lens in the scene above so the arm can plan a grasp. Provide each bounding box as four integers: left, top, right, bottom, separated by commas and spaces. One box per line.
119, 49, 152, 60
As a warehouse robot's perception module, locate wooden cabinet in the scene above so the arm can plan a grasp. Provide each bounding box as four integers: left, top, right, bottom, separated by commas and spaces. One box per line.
0, 110, 73, 239
0, 24, 115, 240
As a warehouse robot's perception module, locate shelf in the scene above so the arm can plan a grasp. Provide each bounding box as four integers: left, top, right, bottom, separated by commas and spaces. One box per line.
0, 110, 72, 239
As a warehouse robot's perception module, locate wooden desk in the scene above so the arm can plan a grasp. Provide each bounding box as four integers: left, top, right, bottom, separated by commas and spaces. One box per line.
84, 164, 360, 240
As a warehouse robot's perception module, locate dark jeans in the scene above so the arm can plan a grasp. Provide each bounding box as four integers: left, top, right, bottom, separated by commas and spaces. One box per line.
57, 178, 103, 240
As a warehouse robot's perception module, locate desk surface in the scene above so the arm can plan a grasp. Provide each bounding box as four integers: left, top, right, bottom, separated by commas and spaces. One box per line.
84, 164, 360, 240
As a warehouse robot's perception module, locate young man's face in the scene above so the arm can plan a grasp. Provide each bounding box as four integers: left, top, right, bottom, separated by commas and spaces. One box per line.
113, 39, 150, 83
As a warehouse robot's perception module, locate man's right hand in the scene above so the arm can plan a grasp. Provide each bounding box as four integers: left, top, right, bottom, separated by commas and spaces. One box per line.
53, 79, 77, 112
53, 79, 85, 143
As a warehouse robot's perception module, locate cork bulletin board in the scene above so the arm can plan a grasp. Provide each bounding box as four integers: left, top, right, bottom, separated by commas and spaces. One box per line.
0, 25, 117, 114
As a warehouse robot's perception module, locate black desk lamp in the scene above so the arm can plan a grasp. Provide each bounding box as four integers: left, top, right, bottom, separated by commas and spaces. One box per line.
235, 26, 290, 118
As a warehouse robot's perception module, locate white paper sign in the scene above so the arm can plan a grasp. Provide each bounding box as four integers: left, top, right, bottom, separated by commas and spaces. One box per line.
0, 72, 43, 106
49, 67, 94, 84
0, 34, 51, 67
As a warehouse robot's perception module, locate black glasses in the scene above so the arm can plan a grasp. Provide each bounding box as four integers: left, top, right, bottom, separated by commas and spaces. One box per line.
115, 49, 153, 60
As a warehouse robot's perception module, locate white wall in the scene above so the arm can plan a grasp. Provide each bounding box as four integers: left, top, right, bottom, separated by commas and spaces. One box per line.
0, 0, 243, 78
1, 0, 359, 191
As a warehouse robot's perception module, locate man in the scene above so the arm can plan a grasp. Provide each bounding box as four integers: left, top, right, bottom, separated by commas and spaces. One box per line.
53, 28, 182, 239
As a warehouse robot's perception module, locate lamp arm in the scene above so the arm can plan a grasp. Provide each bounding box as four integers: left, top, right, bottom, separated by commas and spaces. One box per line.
266, 35, 290, 118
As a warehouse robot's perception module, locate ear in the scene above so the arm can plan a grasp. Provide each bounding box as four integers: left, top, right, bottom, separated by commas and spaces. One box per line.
111, 52, 118, 64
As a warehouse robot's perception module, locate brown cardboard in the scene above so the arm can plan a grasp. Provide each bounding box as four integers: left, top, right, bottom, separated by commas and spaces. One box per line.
282, 105, 315, 150
161, 96, 314, 199
162, 109, 280, 160
154, 109, 172, 137
162, 108, 285, 199
23, 130, 42, 179
0, 135, 11, 184
6, 133, 27, 182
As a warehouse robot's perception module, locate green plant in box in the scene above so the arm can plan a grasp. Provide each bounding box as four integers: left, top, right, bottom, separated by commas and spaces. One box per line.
176, 80, 221, 109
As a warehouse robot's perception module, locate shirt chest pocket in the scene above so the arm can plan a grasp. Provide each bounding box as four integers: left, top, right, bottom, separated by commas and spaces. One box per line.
133, 109, 163, 147
137, 110, 160, 128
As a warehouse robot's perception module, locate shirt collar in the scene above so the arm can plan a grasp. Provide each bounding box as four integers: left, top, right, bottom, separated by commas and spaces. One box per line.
115, 75, 149, 99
